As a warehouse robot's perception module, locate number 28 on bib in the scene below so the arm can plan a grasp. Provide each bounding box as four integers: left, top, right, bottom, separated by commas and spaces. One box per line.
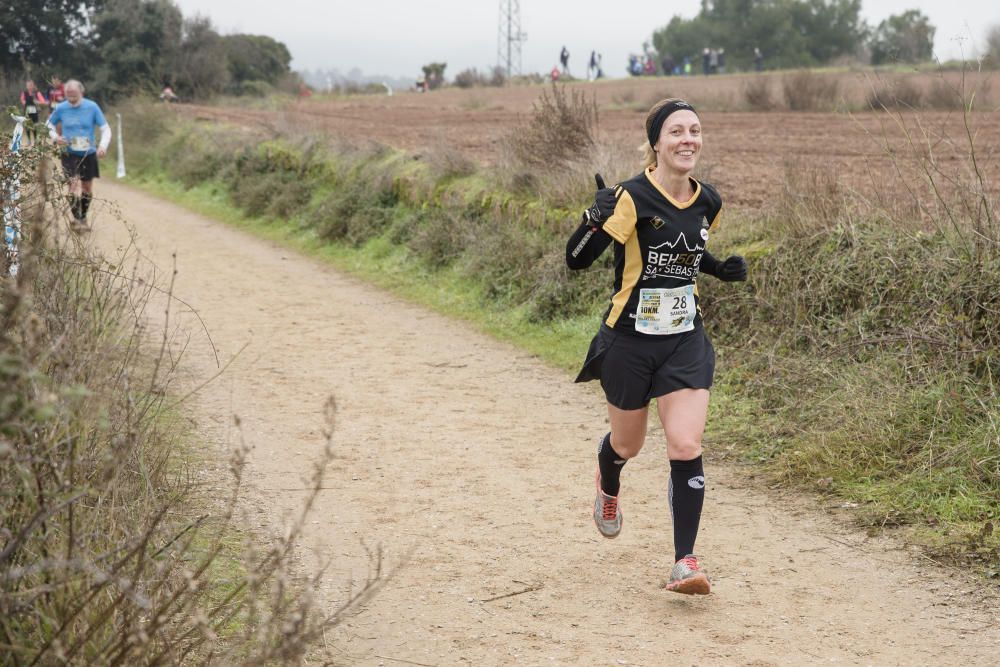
635, 286, 696, 335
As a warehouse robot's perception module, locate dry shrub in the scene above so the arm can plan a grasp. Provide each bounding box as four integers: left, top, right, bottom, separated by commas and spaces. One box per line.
313, 173, 398, 246
782, 70, 841, 111
773, 161, 853, 235
0, 153, 382, 663
424, 142, 477, 180
461, 206, 543, 303
506, 82, 599, 173
453, 66, 506, 88
866, 76, 924, 110
409, 206, 480, 265
742, 76, 775, 110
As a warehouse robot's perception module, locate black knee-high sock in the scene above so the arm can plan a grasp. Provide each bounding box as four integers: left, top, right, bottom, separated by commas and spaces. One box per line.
67, 195, 82, 220
597, 432, 627, 496
669, 455, 705, 562
80, 193, 93, 219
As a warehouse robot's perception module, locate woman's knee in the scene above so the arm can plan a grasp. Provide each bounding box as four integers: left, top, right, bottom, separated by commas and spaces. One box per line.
610, 431, 645, 459
665, 434, 702, 461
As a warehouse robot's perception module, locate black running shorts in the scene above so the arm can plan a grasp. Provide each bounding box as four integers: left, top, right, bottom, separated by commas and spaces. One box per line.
575, 323, 715, 410
61, 152, 100, 181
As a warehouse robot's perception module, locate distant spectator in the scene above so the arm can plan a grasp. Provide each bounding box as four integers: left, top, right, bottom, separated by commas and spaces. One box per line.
754, 47, 764, 72
588, 50, 598, 81
19, 79, 47, 145
718, 48, 726, 74
551, 65, 561, 82
661, 54, 676, 77
709, 48, 719, 74
702, 48, 711, 75
560, 46, 570, 74
596, 53, 604, 79
628, 54, 643, 76
683, 57, 692, 76
643, 55, 656, 76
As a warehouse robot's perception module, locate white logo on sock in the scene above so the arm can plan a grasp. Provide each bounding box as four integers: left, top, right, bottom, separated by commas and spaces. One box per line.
688, 476, 706, 489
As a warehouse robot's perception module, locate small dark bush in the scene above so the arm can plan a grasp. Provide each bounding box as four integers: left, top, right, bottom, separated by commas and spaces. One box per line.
867, 76, 924, 109
742, 76, 775, 110
782, 70, 841, 111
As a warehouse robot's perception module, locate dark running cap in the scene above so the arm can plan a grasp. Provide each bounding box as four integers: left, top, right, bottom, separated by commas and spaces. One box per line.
648, 100, 698, 148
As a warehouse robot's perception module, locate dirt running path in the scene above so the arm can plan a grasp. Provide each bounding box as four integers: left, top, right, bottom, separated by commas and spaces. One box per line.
93, 182, 998, 665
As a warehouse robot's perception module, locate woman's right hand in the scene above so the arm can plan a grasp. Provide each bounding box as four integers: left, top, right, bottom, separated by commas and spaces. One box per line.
584, 173, 617, 227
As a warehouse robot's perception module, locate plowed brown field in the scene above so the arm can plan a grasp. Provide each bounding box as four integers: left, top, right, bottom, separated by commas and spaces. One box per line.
179, 71, 1000, 208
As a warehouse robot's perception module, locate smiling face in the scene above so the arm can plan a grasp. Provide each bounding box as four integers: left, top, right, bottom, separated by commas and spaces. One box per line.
654, 109, 702, 175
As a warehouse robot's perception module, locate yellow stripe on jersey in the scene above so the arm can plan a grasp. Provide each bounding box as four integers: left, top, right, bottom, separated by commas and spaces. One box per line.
644, 167, 702, 209
606, 232, 643, 328
602, 190, 638, 245
709, 207, 722, 231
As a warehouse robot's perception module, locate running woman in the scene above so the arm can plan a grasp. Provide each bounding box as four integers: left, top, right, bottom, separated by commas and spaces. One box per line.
47, 77, 66, 109
565, 98, 747, 595
46, 79, 111, 228
19, 80, 48, 145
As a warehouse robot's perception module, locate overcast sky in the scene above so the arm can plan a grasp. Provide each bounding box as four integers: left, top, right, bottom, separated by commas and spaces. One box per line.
174, 0, 997, 79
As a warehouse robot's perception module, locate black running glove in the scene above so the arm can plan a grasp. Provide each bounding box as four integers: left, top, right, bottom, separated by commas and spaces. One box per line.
583, 173, 617, 227
700, 252, 748, 282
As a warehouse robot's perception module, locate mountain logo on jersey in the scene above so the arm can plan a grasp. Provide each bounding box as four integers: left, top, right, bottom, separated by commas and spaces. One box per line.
650, 216, 665, 229
649, 233, 704, 253
645, 232, 705, 281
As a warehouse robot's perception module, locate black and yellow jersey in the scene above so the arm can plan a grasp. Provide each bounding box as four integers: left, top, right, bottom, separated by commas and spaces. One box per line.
596, 167, 722, 334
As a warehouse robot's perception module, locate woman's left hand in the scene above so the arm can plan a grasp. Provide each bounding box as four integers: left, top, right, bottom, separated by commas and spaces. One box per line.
717, 255, 748, 282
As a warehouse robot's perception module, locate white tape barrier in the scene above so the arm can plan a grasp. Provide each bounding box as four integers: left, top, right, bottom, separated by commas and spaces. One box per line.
4, 115, 25, 276
116, 112, 126, 179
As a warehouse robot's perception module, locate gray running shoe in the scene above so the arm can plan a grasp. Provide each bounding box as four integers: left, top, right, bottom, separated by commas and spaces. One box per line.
593, 469, 622, 539
665, 555, 711, 595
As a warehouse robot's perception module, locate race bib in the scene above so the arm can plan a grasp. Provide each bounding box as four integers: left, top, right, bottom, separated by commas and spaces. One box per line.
635, 286, 696, 335
25, 105, 37, 114
70, 136, 91, 151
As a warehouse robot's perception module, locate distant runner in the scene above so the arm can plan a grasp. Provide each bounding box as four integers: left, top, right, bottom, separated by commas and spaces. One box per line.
19, 80, 47, 146
566, 98, 747, 595
46, 80, 111, 229
47, 76, 66, 110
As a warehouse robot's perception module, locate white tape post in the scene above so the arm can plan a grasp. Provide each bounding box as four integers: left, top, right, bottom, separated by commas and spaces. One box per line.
3, 114, 25, 276
116, 112, 126, 179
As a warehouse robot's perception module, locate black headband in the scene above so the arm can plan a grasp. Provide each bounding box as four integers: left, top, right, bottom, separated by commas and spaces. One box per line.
647, 100, 698, 148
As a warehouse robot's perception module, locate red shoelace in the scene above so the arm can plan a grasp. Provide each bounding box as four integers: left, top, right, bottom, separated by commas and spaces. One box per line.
601, 496, 618, 521
677, 556, 700, 571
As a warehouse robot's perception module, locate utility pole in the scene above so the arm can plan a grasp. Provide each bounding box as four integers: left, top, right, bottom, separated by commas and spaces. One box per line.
497, 0, 526, 81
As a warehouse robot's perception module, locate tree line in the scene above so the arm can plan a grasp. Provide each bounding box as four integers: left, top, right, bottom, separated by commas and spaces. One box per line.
652, 0, 947, 71
1, 0, 296, 101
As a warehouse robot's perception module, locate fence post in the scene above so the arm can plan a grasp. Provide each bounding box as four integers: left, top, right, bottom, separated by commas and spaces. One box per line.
116, 113, 126, 179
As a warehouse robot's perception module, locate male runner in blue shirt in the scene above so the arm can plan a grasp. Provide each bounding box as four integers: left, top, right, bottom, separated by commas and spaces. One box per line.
46, 79, 111, 228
